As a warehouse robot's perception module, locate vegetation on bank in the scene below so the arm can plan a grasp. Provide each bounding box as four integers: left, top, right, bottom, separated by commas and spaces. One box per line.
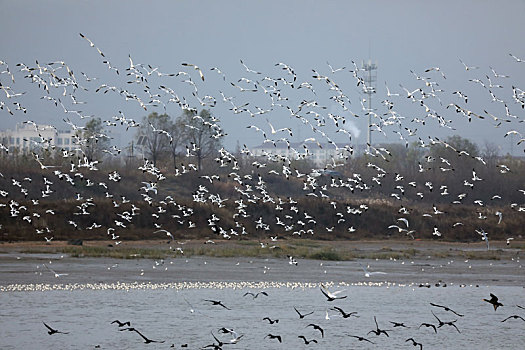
7, 239, 522, 261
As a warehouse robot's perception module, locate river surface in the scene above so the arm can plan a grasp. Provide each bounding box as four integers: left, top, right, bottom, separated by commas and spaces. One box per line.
0, 256, 524, 349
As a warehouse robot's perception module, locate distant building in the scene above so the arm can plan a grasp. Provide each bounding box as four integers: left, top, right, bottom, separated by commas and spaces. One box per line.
0, 123, 76, 154
249, 140, 355, 167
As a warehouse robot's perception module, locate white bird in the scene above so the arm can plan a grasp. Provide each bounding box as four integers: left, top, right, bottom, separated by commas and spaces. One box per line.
476, 228, 490, 250
154, 229, 174, 241
359, 263, 387, 278
43, 264, 68, 278
320, 284, 347, 301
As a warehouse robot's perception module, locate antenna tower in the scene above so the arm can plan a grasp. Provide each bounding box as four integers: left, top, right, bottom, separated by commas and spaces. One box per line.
361, 59, 377, 152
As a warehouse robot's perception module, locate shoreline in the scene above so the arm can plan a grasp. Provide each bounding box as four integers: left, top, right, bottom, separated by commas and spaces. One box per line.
0, 239, 523, 287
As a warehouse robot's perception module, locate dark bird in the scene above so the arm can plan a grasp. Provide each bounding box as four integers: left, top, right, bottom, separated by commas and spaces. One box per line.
406, 337, 423, 350
298, 335, 318, 345
263, 317, 279, 324
306, 323, 324, 338
419, 323, 437, 333
501, 315, 525, 323
367, 316, 390, 337
348, 335, 375, 344
204, 331, 224, 349
243, 291, 268, 299
120, 327, 165, 344
331, 306, 359, 318
389, 321, 409, 328
111, 320, 131, 327
265, 333, 282, 343
294, 306, 314, 319
43, 322, 69, 335
429, 302, 464, 317
483, 293, 503, 311
431, 311, 460, 333
204, 299, 231, 310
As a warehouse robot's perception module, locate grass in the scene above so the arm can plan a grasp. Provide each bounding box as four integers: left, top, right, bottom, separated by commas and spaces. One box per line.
14, 242, 518, 261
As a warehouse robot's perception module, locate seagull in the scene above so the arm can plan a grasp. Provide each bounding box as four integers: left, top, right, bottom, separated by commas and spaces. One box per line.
509, 53, 524, 63
181, 62, 204, 81
483, 293, 503, 311
359, 263, 387, 278
459, 58, 479, 70
43, 322, 69, 335
154, 229, 174, 241
43, 264, 68, 278
320, 284, 347, 301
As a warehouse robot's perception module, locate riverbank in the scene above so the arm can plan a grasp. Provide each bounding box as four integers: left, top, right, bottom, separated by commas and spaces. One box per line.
0, 239, 523, 287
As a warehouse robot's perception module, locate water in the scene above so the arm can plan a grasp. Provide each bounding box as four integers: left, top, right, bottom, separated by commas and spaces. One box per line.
1, 282, 524, 349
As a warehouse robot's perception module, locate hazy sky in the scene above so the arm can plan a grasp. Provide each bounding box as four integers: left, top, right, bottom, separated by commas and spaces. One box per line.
1, 0, 524, 154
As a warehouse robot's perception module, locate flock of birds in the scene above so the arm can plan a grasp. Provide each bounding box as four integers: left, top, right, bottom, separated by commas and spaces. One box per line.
0, 33, 524, 348
35, 285, 525, 348
0, 34, 524, 244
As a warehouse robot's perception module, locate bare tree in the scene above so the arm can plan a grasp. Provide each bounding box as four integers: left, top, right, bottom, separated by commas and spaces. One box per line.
136, 112, 170, 167
76, 117, 110, 162
179, 109, 223, 172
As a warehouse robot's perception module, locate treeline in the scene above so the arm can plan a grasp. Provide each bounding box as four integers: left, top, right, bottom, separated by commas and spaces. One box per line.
0, 134, 523, 243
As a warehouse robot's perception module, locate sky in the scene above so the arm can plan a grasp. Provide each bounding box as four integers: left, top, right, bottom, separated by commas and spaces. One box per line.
1, 0, 524, 154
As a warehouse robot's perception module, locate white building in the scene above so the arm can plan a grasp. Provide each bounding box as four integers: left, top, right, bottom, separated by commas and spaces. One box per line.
0, 123, 76, 154
250, 140, 354, 167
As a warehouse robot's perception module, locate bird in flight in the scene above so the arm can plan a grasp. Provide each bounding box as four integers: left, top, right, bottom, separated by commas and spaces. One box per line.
43, 264, 69, 278
320, 284, 347, 301
306, 323, 324, 338
483, 293, 503, 311
43, 322, 69, 335
204, 299, 231, 310
298, 335, 318, 345
120, 327, 165, 344
419, 322, 437, 333
348, 334, 375, 344
429, 302, 464, 317
243, 291, 268, 299
265, 333, 282, 342
330, 306, 359, 319
359, 263, 387, 277
111, 320, 131, 327
501, 315, 525, 323
262, 317, 279, 324
294, 306, 314, 319
406, 337, 423, 349
181, 62, 205, 81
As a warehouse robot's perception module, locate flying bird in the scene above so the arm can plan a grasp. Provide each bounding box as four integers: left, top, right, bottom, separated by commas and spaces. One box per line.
43, 322, 69, 335
320, 284, 347, 301
483, 293, 503, 311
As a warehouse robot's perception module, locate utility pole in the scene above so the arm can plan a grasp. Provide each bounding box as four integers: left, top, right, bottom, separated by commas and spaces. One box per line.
361, 59, 377, 152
